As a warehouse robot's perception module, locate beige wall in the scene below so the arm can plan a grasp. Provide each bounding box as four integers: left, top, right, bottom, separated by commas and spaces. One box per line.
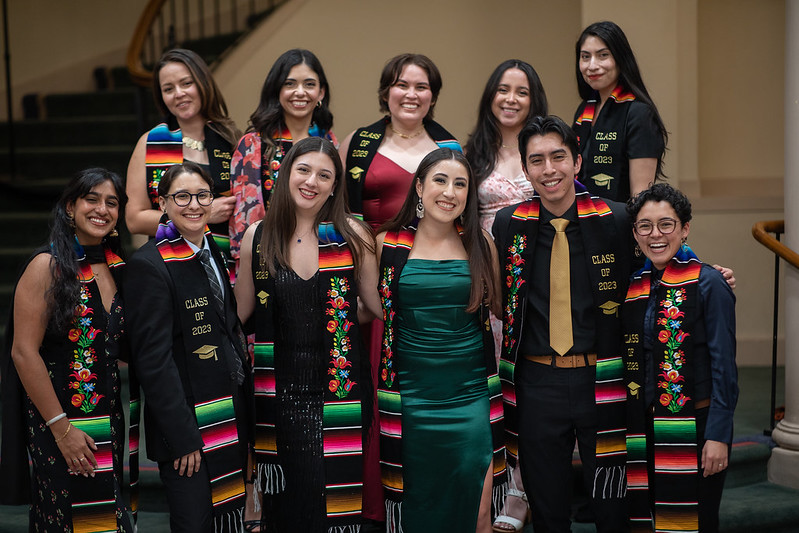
0, 0, 150, 120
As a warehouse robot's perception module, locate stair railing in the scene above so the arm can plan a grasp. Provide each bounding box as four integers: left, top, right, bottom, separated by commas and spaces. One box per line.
752, 220, 797, 435
127, 0, 281, 87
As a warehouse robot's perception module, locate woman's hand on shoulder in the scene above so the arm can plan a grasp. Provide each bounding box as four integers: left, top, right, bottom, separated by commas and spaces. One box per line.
712, 264, 736, 290
208, 195, 236, 225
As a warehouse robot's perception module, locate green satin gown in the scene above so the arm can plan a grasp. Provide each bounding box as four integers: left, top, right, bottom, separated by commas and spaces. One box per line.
395, 259, 492, 532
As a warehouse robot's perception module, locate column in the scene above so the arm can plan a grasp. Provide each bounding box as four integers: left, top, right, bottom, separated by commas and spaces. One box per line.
768, 0, 799, 490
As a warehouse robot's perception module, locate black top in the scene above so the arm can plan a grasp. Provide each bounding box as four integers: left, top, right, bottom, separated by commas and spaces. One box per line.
521, 202, 596, 356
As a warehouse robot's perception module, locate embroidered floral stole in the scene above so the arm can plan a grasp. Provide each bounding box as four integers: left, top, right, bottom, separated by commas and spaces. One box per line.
624, 246, 701, 532
378, 222, 506, 525
345, 118, 461, 218
498, 182, 628, 498
154, 217, 246, 529
59, 240, 126, 531
145, 120, 234, 264
251, 222, 363, 527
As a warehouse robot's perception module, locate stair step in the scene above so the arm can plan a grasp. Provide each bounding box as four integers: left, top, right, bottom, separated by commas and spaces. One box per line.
0, 145, 132, 181
181, 32, 243, 62
726, 438, 772, 488
44, 88, 157, 119
720, 480, 799, 532
0, 212, 51, 247
0, 115, 142, 148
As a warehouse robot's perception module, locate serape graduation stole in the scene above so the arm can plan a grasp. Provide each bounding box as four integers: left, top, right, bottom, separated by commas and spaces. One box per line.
154, 217, 247, 529
145, 121, 235, 271
345, 117, 460, 218
251, 221, 363, 527
498, 183, 627, 496
67, 240, 126, 532
378, 222, 506, 528
624, 246, 702, 532
574, 83, 636, 127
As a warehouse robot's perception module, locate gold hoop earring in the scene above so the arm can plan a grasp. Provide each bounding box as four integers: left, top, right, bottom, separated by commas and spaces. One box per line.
109, 227, 119, 238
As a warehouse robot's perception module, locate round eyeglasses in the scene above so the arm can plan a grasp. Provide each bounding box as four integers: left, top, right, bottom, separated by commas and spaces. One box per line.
633, 218, 678, 236
166, 190, 214, 207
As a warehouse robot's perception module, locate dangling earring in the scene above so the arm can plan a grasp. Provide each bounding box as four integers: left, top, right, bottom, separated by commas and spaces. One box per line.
316, 100, 322, 108
415, 198, 425, 219
681, 236, 688, 252
67, 212, 75, 228
109, 227, 119, 238
634, 244, 642, 257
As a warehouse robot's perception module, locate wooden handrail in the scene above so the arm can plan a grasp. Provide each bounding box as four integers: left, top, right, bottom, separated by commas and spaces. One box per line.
752, 220, 799, 268
126, 0, 167, 87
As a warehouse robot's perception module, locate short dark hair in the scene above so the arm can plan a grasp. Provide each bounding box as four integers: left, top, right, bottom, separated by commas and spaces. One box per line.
518, 115, 579, 165
158, 161, 214, 197
378, 53, 442, 119
626, 182, 692, 225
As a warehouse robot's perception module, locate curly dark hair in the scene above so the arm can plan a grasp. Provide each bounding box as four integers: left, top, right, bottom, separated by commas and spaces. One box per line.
626, 182, 691, 224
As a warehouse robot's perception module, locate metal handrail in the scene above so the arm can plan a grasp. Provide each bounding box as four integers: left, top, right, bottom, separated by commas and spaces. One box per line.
752, 219, 792, 435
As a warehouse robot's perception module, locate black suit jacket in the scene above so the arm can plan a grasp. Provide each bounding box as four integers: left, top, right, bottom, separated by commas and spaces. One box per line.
124, 239, 250, 462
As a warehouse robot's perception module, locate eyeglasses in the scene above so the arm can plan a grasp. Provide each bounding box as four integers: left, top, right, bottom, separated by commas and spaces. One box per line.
633, 218, 678, 236
165, 190, 213, 207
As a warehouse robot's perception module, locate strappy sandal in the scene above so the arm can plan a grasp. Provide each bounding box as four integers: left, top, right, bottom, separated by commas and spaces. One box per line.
492, 488, 531, 532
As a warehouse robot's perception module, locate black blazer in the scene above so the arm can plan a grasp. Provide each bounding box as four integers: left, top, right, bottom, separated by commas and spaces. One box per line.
124, 239, 250, 462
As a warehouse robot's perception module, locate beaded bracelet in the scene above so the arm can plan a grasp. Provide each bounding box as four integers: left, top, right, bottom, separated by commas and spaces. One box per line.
46, 412, 67, 427
54, 423, 72, 443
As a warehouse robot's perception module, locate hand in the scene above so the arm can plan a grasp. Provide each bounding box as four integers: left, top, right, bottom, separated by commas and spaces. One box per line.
701, 439, 729, 477
54, 422, 98, 477
174, 449, 203, 477
713, 264, 736, 290
208, 196, 236, 225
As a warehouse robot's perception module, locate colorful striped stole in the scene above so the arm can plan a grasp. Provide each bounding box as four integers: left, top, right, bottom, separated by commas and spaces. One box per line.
624, 246, 702, 532
145, 122, 235, 273
378, 222, 507, 526
154, 217, 246, 529
67, 240, 126, 532
251, 221, 363, 528
498, 183, 628, 496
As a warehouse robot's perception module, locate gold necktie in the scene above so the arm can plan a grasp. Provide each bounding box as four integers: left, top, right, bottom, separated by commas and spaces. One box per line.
549, 218, 573, 356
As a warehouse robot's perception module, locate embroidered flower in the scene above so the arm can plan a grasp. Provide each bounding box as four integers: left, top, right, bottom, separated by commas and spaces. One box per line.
326, 276, 356, 399
66, 283, 103, 414
503, 234, 527, 357
655, 287, 692, 413
380, 266, 396, 388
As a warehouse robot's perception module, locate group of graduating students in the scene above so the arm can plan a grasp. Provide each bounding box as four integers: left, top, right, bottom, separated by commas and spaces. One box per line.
0, 19, 739, 533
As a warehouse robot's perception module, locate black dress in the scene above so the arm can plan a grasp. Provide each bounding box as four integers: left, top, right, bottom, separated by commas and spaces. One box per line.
265, 267, 326, 532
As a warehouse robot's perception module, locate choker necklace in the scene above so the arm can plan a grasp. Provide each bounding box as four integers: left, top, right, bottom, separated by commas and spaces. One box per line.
389, 123, 424, 139
183, 135, 205, 151
82, 244, 106, 264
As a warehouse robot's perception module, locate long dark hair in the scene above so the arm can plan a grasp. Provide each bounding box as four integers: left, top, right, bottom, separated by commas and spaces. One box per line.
576, 21, 668, 178
48, 168, 127, 333
248, 49, 333, 140
465, 59, 548, 184
153, 48, 240, 147
379, 148, 500, 315
259, 137, 372, 277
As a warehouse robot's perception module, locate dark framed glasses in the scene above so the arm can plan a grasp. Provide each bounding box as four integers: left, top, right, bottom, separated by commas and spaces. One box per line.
166, 190, 213, 207
633, 218, 678, 236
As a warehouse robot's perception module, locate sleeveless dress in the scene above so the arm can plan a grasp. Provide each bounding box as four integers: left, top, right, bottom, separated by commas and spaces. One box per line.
395, 259, 492, 531
266, 267, 327, 531
362, 152, 413, 229
477, 169, 535, 234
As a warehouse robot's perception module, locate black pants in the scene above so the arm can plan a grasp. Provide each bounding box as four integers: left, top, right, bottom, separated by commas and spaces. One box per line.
158, 455, 213, 533
516, 358, 628, 533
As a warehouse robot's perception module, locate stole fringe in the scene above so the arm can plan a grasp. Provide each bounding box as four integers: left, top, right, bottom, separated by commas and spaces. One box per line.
593, 465, 626, 499
491, 479, 509, 520
385, 500, 403, 533
328, 525, 361, 533
213, 506, 243, 533
256, 462, 286, 495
